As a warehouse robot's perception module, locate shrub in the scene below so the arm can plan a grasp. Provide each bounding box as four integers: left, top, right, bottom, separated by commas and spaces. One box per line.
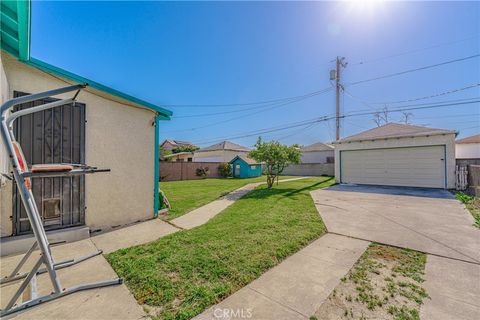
218, 162, 232, 178
455, 192, 474, 204
196, 167, 209, 178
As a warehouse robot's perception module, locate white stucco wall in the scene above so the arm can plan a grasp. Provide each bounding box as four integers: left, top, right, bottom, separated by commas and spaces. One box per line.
0, 54, 12, 236
456, 143, 480, 159
0, 53, 156, 236
300, 150, 334, 164
334, 133, 456, 189
193, 150, 249, 163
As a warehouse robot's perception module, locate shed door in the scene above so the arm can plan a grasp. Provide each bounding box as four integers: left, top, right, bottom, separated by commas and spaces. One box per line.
235, 164, 241, 177
12, 92, 86, 235
340, 146, 445, 188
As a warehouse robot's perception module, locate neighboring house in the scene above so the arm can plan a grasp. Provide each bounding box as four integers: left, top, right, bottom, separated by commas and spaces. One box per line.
160, 139, 195, 151
163, 152, 194, 162
300, 142, 334, 163
0, 1, 173, 238
193, 141, 250, 162
333, 123, 456, 189
230, 156, 262, 178
456, 134, 480, 159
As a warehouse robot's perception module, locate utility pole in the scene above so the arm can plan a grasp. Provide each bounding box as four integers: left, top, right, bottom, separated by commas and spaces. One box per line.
331, 57, 347, 140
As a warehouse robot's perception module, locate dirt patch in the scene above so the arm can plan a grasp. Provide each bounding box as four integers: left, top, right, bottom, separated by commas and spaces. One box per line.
312, 243, 429, 320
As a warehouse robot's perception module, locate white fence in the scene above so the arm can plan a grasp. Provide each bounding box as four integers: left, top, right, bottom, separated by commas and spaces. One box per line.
455, 166, 468, 191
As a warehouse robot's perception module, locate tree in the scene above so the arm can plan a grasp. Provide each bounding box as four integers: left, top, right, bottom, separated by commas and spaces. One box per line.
172, 145, 199, 154
400, 112, 413, 124
249, 137, 301, 188
373, 106, 390, 127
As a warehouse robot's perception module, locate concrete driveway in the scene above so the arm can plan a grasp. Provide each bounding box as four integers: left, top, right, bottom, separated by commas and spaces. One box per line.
310, 184, 480, 263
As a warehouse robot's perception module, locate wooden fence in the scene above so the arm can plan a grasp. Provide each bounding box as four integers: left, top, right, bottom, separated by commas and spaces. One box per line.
455, 166, 468, 191
281, 163, 334, 177
159, 162, 223, 181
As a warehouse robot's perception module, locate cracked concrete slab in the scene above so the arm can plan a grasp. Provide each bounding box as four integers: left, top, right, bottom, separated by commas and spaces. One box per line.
310, 184, 480, 263
421, 255, 480, 320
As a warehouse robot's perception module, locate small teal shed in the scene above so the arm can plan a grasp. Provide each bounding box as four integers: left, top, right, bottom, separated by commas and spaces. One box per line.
229, 156, 262, 178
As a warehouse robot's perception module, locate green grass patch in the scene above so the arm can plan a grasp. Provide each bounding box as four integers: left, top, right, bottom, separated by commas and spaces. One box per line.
108, 177, 334, 320
455, 192, 480, 228
160, 175, 297, 220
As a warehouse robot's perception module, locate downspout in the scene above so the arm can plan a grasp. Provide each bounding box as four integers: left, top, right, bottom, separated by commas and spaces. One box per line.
153, 113, 160, 217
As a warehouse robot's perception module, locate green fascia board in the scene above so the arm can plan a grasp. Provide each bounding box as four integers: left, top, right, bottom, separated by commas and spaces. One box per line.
26, 58, 172, 119
0, 0, 30, 61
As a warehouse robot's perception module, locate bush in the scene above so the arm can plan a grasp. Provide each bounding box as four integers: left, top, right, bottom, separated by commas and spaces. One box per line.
196, 167, 209, 178
455, 192, 474, 204
218, 163, 232, 178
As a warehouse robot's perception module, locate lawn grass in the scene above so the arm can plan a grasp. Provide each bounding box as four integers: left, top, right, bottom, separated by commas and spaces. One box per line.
314, 243, 428, 320
160, 175, 297, 220
455, 192, 480, 228
108, 177, 334, 320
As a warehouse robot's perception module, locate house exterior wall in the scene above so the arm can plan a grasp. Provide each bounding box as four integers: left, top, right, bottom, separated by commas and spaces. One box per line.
301, 150, 334, 164
456, 143, 480, 159
193, 150, 249, 163
0, 53, 155, 236
0, 54, 13, 237
230, 158, 262, 178
334, 133, 456, 189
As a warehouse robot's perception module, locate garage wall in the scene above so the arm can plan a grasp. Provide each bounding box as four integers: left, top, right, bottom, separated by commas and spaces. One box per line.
301, 150, 334, 164
1, 53, 156, 235
456, 143, 480, 159
334, 134, 456, 189
194, 150, 249, 163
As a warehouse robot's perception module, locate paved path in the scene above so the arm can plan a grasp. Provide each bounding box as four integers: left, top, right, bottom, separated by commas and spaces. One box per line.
1, 239, 144, 320
171, 177, 308, 230
310, 184, 480, 263
195, 234, 369, 320
420, 255, 480, 320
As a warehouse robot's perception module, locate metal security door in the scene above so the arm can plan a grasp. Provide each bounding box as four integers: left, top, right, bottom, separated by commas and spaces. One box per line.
12, 92, 86, 235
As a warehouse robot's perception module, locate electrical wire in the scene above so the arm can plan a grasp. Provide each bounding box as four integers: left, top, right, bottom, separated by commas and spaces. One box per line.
347, 54, 480, 86
350, 34, 480, 66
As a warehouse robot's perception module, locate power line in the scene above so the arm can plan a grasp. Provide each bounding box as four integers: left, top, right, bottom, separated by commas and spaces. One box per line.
173, 87, 331, 118
347, 54, 480, 86
164, 87, 332, 108
350, 34, 480, 66
193, 98, 480, 145
163, 87, 333, 133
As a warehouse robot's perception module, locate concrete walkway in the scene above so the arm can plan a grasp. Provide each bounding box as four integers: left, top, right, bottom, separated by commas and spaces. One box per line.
195, 234, 369, 320
310, 184, 480, 263
0, 239, 144, 320
421, 255, 480, 320
171, 177, 308, 230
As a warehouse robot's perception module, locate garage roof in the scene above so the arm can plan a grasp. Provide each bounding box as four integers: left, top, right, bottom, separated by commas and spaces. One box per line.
335, 123, 456, 143
0, 0, 172, 119
301, 142, 334, 152
456, 134, 480, 144
197, 141, 251, 152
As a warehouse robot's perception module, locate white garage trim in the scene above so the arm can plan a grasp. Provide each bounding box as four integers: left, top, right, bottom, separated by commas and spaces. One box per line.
339, 145, 447, 188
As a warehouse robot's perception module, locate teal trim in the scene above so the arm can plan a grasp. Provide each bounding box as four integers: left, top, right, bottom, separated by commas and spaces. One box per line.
153, 115, 160, 217
0, 0, 30, 61
26, 58, 172, 119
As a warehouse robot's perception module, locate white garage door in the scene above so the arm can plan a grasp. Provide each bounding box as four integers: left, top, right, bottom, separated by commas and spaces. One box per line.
340, 146, 445, 188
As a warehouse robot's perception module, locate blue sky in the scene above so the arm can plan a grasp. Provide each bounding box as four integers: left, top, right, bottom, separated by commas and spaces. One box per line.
31, 1, 479, 147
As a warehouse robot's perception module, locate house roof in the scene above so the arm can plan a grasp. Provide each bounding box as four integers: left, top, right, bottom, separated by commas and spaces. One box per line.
456, 134, 480, 144
335, 123, 456, 143
0, 0, 172, 120
161, 139, 194, 147
197, 141, 251, 152
301, 142, 334, 152
229, 155, 260, 165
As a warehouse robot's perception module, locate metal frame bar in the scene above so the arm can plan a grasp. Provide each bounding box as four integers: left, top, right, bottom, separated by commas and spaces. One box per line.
0, 85, 121, 317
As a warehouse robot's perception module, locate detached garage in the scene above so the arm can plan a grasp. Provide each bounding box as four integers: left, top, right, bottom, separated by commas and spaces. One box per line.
334, 123, 456, 189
